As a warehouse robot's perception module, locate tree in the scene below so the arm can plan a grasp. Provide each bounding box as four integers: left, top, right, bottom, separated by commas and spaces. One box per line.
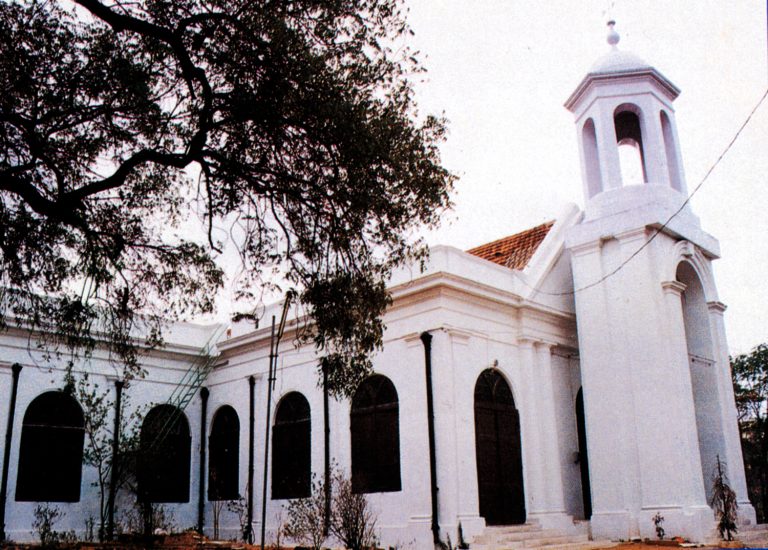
731, 343, 768, 521
70, 371, 144, 541
0, 0, 453, 393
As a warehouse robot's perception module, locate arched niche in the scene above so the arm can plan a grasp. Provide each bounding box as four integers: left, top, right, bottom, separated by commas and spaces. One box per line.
660, 110, 682, 192
582, 118, 603, 198
677, 261, 725, 502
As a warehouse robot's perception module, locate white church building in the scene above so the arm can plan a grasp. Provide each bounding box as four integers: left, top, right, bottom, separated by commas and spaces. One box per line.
0, 24, 757, 548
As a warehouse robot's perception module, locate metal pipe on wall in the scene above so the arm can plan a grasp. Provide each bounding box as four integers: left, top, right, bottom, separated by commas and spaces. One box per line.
0, 363, 22, 542
106, 378, 124, 541
198, 387, 209, 534
420, 332, 440, 544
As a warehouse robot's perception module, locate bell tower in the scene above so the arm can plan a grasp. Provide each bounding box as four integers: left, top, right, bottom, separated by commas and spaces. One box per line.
564, 23, 755, 542
565, 21, 694, 224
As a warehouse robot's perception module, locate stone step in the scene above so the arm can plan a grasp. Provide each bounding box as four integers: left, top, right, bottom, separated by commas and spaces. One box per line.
474, 529, 559, 544
483, 521, 543, 533
472, 539, 616, 550
472, 531, 597, 549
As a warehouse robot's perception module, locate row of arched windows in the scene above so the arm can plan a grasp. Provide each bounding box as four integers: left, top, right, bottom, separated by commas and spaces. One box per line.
12, 373, 402, 503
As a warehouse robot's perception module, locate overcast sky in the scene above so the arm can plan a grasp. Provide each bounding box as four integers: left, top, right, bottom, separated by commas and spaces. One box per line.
400, 1, 768, 354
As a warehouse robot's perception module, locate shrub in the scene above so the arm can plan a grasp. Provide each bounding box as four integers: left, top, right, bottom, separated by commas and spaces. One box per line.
711, 455, 738, 541
32, 504, 77, 548
282, 475, 327, 550
330, 472, 378, 550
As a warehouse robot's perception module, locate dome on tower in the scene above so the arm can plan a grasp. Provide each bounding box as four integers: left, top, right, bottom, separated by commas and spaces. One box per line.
565, 21, 679, 112
586, 20, 651, 75
589, 49, 651, 75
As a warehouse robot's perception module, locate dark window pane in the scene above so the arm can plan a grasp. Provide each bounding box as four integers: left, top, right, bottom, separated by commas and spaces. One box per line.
209, 405, 240, 501
272, 392, 311, 500
16, 392, 85, 502
350, 375, 401, 494
138, 405, 191, 503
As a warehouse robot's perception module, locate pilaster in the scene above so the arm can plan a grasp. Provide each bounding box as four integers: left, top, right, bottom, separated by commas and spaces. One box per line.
517, 338, 547, 515
706, 301, 757, 523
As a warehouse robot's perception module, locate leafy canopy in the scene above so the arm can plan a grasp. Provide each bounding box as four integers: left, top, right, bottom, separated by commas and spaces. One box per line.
0, 0, 453, 392
731, 343, 768, 521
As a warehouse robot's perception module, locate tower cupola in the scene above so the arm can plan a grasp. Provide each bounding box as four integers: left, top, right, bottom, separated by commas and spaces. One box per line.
565, 22, 688, 220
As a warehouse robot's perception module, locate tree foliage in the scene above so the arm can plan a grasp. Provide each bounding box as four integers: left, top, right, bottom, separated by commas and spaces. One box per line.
0, 0, 453, 392
731, 343, 768, 521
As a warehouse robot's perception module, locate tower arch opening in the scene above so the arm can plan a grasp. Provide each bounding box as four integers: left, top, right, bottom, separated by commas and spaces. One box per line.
582, 118, 603, 198
614, 105, 647, 185
661, 110, 683, 192
677, 261, 725, 502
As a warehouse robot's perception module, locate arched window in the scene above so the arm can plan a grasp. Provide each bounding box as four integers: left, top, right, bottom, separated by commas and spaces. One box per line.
138, 405, 191, 503
350, 374, 401, 493
209, 405, 240, 501
16, 391, 85, 502
272, 392, 311, 499
614, 106, 647, 185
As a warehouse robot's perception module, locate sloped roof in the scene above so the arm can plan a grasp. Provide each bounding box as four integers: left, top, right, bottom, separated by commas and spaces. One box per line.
466, 221, 554, 270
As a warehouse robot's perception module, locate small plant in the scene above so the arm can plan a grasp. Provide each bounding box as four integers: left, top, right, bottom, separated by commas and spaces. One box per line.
330, 471, 378, 550
32, 504, 77, 548
457, 522, 470, 549
226, 492, 249, 542
282, 474, 327, 550
652, 512, 665, 540
84, 516, 95, 542
711, 455, 738, 541
272, 509, 286, 550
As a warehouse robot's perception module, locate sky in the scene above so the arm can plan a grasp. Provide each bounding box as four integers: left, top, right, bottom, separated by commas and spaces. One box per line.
397, 1, 768, 354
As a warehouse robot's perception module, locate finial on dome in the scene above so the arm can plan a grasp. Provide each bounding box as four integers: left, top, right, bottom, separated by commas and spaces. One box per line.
606, 20, 620, 49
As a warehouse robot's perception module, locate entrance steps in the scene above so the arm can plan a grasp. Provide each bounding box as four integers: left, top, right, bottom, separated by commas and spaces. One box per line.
471, 520, 617, 550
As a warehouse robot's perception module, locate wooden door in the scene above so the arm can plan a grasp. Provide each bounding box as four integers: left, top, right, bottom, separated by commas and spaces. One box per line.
474, 369, 526, 525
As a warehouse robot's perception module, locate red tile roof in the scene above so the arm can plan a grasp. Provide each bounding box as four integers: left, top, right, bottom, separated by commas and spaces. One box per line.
466, 221, 555, 269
